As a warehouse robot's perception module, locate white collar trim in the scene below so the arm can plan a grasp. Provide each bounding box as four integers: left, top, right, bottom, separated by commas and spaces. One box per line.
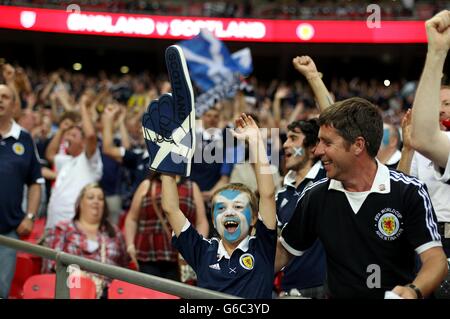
305, 161, 323, 179
328, 160, 390, 194
283, 161, 323, 187
283, 170, 297, 187
217, 235, 250, 260
385, 149, 402, 166
3, 121, 21, 140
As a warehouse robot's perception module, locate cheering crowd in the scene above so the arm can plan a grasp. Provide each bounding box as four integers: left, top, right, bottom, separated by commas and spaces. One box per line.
0, 8, 450, 299
1, 0, 449, 20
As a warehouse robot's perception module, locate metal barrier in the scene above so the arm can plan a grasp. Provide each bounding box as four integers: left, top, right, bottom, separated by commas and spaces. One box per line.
0, 235, 240, 299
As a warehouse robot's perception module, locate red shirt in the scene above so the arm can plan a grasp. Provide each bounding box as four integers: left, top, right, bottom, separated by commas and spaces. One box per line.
42, 220, 128, 273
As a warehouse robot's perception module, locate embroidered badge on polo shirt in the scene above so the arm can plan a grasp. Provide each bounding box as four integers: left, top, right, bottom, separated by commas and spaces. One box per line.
239, 253, 254, 270
12, 142, 25, 155
374, 208, 404, 241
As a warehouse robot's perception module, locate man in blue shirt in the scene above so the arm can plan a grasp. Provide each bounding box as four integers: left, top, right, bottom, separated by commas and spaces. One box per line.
276, 119, 327, 298
0, 84, 43, 298
162, 114, 276, 298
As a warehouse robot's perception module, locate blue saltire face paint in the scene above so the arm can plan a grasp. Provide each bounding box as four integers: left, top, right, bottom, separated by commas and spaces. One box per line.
382, 128, 390, 146
212, 189, 252, 243
292, 146, 304, 157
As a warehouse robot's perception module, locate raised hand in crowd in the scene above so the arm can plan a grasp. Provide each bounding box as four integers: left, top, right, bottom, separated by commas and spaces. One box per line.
231, 113, 276, 230
411, 10, 450, 168
2, 63, 16, 84
45, 113, 78, 165
397, 109, 414, 174
292, 55, 334, 111
292, 55, 320, 80
15, 67, 32, 95
1, 63, 21, 115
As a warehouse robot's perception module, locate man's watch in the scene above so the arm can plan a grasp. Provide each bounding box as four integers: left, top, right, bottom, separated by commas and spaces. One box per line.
407, 284, 423, 299
26, 213, 36, 222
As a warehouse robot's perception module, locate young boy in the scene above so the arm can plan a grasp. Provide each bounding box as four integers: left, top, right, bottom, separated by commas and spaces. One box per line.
161, 113, 277, 298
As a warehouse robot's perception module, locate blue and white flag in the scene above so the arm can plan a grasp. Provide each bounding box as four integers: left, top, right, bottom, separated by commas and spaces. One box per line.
178, 30, 253, 92
231, 48, 253, 77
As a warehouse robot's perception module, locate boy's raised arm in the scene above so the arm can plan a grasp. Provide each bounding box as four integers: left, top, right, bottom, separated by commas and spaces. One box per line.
161, 174, 188, 237
232, 114, 276, 230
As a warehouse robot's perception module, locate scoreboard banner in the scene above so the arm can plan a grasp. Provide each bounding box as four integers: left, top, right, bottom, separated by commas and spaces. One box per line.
0, 5, 426, 43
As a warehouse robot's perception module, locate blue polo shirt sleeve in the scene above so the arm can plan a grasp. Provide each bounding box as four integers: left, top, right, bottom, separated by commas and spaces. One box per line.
220, 162, 233, 176
25, 135, 43, 185
254, 218, 277, 265
280, 189, 318, 256
172, 222, 210, 273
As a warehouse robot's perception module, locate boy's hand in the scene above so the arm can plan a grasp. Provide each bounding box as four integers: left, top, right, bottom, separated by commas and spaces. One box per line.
232, 113, 260, 142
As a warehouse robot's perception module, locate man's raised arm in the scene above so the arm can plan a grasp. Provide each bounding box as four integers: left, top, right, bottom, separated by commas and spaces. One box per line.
411, 10, 450, 168
293, 55, 334, 112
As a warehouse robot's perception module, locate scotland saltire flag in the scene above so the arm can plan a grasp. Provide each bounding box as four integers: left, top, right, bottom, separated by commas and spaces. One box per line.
231, 48, 253, 77
178, 30, 253, 92
141, 45, 196, 177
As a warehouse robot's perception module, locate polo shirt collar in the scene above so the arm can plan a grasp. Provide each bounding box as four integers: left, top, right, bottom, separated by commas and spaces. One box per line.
385, 149, 401, 166
305, 161, 323, 179
328, 160, 390, 194
3, 121, 21, 140
217, 235, 250, 260
283, 161, 323, 187
283, 170, 297, 187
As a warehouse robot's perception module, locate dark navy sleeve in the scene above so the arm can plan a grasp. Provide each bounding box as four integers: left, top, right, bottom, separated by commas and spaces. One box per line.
280, 189, 318, 255
172, 225, 212, 273
220, 162, 233, 176
122, 149, 140, 170
25, 134, 43, 185
403, 182, 442, 252
254, 219, 277, 265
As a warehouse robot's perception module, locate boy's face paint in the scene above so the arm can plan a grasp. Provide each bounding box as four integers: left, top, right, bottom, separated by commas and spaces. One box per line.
382, 127, 390, 146
213, 190, 252, 243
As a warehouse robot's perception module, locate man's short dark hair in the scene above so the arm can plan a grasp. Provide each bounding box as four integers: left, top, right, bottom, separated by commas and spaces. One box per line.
318, 97, 383, 158
287, 118, 320, 149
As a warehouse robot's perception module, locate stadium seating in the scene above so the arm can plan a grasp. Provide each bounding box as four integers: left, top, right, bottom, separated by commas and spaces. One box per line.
108, 279, 180, 299
23, 274, 97, 299
9, 253, 42, 299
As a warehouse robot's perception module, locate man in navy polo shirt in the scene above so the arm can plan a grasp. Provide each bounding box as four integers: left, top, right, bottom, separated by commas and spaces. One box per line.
276, 98, 448, 299
276, 119, 327, 298
0, 84, 43, 298
162, 114, 276, 298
